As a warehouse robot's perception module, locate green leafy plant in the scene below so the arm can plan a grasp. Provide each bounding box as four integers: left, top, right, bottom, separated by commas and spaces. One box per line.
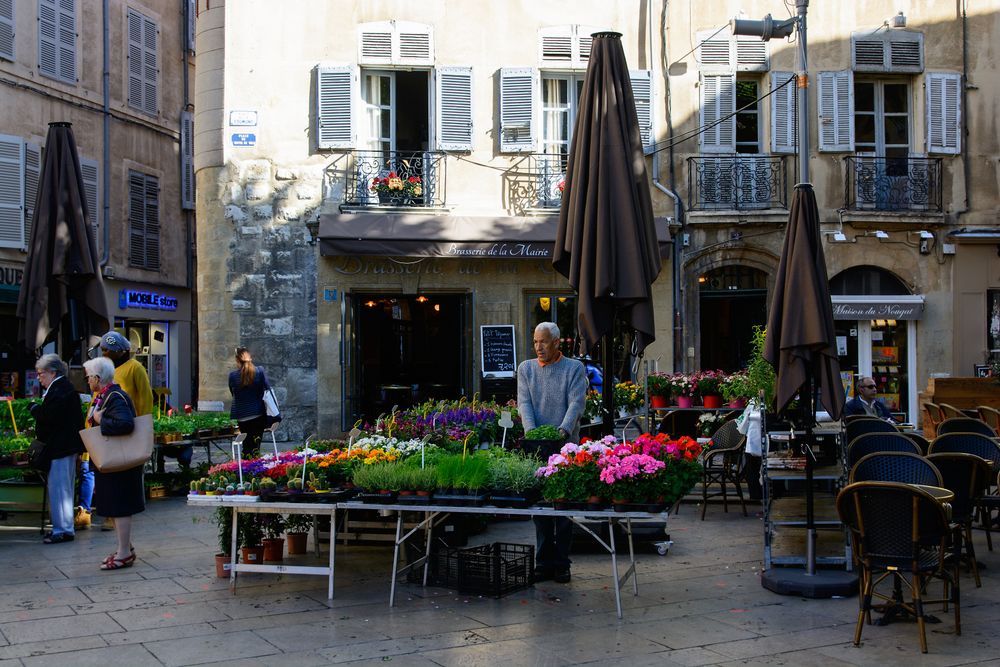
238, 513, 263, 548
455, 456, 490, 492
489, 455, 541, 494
284, 514, 312, 533
721, 370, 753, 402
646, 372, 672, 399
215, 507, 234, 554
258, 514, 285, 539
745, 325, 776, 410
524, 425, 562, 440
351, 462, 400, 492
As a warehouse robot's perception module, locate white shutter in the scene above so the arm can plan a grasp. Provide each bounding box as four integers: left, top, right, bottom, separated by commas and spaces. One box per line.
735, 35, 768, 72
770, 71, 796, 154
186, 0, 195, 52
0, 0, 14, 61
499, 67, 536, 153
144, 174, 160, 271
435, 66, 473, 151
23, 143, 39, 249
358, 21, 392, 64
180, 111, 194, 208
629, 69, 653, 153
395, 21, 432, 65
358, 21, 432, 66
315, 64, 356, 150
539, 26, 573, 64
38, 0, 58, 78
697, 29, 733, 72
576, 25, 603, 64
0, 134, 23, 249
926, 72, 961, 155
127, 10, 143, 109
817, 70, 853, 152
141, 14, 158, 115
699, 73, 735, 152
55, 0, 75, 82
79, 156, 99, 250
852, 31, 923, 73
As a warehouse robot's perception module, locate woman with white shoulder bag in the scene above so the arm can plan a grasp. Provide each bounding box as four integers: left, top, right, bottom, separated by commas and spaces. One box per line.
736, 398, 764, 503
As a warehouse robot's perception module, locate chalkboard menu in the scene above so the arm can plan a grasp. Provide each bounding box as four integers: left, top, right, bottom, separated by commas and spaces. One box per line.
481, 325, 516, 378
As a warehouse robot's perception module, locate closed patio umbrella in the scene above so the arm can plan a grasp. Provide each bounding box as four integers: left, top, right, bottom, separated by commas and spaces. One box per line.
16, 122, 109, 356
553, 32, 661, 429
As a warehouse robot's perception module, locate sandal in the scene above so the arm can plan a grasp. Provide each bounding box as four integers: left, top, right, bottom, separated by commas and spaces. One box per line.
100, 553, 136, 570
103, 546, 136, 565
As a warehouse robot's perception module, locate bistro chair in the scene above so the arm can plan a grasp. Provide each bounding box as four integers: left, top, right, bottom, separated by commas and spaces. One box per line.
845, 417, 898, 447
849, 451, 942, 486
929, 432, 1000, 551
978, 406, 1000, 432
936, 417, 997, 437
836, 481, 960, 654
923, 402, 945, 437
697, 419, 747, 520
927, 453, 992, 587
846, 432, 921, 470
902, 432, 931, 455
939, 403, 966, 420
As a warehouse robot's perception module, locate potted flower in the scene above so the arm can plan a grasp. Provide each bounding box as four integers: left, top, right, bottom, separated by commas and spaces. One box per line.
259, 514, 285, 562
613, 381, 643, 418
720, 370, 752, 408
238, 513, 264, 565
536, 441, 611, 509
646, 372, 673, 409
695, 370, 725, 408
214, 507, 236, 578
667, 373, 697, 408
583, 390, 604, 424
284, 513, 311, 555
489, 454, 542, 508
519, 424, 565, 459
370, 171, 422, 205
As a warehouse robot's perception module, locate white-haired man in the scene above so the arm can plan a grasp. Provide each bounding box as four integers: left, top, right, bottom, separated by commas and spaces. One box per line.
517, 322, 587, 583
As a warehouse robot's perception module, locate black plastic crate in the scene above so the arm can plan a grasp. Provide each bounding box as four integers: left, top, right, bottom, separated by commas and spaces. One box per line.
423, 542, 534, 598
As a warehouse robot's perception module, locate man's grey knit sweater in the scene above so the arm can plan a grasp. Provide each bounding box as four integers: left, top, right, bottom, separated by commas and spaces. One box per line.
517, 355, 588, 443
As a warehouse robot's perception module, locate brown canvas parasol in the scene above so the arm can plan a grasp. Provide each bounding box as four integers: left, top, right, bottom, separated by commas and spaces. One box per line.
553, 32, 661, 358
16, 122, 109, 354
763, 183, 843, 421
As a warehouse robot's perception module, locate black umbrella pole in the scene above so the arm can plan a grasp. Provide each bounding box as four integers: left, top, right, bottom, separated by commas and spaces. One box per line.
802, 373, 816, 576
600, 331, 615, 437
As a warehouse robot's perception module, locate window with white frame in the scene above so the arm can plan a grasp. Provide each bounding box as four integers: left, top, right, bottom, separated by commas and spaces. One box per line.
539, 74, 584, 198
854, 79, 910, 159
735, 79, 762, 154
0, 0, 15, 61
38, 0, 76, 83
128, 170, 159, 271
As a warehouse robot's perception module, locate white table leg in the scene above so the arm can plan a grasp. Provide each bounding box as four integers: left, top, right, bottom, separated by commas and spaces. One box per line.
608, 517, 623, 619
626, 517, 638, 596
229, 506, 239, 594
328, 507, 336, 600
389, 511, 403, 607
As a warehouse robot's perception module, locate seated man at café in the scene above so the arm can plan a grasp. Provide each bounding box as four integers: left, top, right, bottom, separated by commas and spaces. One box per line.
843, 376, 894, 421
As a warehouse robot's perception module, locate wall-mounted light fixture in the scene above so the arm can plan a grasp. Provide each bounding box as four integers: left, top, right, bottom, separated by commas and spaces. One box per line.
831, 232, 848, 242
874, 230, 889, 239
919, 230, 934, 239
891, 11, 906, 28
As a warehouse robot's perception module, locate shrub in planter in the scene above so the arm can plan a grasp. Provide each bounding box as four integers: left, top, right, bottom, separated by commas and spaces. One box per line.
284, 513, 312, 554
536, 441, 611, 503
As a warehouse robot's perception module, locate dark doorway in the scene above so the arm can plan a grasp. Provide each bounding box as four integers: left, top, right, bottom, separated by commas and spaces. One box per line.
699, 265, 768, 371
395, 71, 429, 152
352, 293, 470, 423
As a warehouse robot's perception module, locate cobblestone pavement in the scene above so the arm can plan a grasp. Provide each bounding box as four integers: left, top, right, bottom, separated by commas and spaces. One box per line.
2, 493, 1000, 666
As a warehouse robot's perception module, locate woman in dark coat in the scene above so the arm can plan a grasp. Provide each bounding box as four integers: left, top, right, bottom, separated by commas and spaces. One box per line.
83, 356, 142, 570
30, 354, 85, 544
229, 347, 269, 458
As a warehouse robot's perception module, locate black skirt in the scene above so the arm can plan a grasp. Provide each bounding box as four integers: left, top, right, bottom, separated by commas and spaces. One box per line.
94, 465, 145, 517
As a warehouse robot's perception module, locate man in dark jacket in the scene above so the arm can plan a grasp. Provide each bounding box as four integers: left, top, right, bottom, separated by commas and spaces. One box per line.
843, 376, 894, 421
30, 354, 85, 543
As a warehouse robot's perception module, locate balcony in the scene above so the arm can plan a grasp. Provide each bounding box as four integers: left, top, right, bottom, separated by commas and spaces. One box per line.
339, 150, 447, 209
687, 155, 788, 211
503, 153, 565, 214
844, 156, 942, 213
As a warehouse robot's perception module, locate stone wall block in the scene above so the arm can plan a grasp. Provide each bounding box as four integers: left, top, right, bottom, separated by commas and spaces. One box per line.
275, 168, 296, 181
252, 205, 273, 220
256, 301, 284, 317
231, 299, 252, 311
273, 251, 294, 271
263, 316, 294, 336
295, 184, 318, 201
239, 225, 263, 236
245, 182, 271, 201
284, 367, 318, 406
275, 206, 300, 221
224, 205, 247, 222
242, 160, 272, 182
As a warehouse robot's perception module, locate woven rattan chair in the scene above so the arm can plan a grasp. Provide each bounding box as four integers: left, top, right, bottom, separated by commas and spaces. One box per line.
845, 417, 898, 447
937, 417, 997, 437
978, 406, 1000, 432
902, 432, 931, 455
849, 452, 942, 486
846, 432, 921, 470
837, 481, 960, 653
939, 403, 966, 419
698, 419, 747, 520
927, 452, 992, 587
923, 402, 944, 436
929, 432, 1000, 551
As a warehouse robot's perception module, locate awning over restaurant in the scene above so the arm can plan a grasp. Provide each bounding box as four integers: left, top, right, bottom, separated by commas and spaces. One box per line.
318, 213, 674, 259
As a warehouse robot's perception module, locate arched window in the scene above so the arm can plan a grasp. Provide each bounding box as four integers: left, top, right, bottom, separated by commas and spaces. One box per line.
829, 265, 909, 295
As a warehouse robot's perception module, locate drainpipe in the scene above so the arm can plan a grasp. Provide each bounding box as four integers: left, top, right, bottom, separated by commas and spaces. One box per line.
100, 0, 110, 265
182, 0, 197, 406
652, 0, 685, 372
958, 0, 970, 219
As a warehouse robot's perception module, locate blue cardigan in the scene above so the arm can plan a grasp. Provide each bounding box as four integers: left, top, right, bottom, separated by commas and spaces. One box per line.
229, 367, 268, 421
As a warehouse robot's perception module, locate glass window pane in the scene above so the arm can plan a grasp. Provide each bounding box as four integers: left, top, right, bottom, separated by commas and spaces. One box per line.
736, 114, 758, 144
854, 82, 874, 112
379, 76, 390, 102
884, 116, 908, 145
855, 114, 875, 143
883, 84, 908, 113
736, 81, 758, 110
380, 109, 391, 138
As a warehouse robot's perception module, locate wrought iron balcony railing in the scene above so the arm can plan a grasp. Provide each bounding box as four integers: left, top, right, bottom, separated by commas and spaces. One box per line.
687, 155, 787, 211
503, 153, 566, 214
844, 155, 942, 212
341, 150, 447, 208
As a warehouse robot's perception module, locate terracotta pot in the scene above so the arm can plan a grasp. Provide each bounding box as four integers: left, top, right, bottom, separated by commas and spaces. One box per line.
416, 490, 431, 497
286, 532, 308, 554
262, 537, 284, 562
215, 553, 235, 578
399, 490, 415, 497
241, 545, 265, 564
650, 395, 669, 409
676, 395, 694, 408
702, 394, 723, 409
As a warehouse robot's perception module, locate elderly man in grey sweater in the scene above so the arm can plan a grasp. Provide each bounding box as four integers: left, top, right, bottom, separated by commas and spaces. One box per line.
517, 322, 587, 583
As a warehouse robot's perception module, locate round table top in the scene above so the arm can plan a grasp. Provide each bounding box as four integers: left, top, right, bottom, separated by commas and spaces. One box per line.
381, 384, 411, 391
911, 484, 954, 502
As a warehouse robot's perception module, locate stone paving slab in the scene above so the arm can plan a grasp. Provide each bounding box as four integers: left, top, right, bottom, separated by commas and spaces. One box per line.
3, 495, 1000, 665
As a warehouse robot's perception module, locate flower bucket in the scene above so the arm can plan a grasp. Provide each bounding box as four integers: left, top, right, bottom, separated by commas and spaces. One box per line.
262, 537, 284, 562
676, 395, 694, 408
286, 532, 308, 555
702, 394, 723, 409
728, 397, 747, 409
650, 395, 669, 409
215, 553, 235, 578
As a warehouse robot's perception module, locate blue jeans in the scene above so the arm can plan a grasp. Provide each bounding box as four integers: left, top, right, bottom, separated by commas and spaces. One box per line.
48, 454, 77, 537
79, 457, 94, 511
534, 516, 572, 569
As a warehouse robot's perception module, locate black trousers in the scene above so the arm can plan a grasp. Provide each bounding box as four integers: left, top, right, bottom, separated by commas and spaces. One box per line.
238, 415, 268, 459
